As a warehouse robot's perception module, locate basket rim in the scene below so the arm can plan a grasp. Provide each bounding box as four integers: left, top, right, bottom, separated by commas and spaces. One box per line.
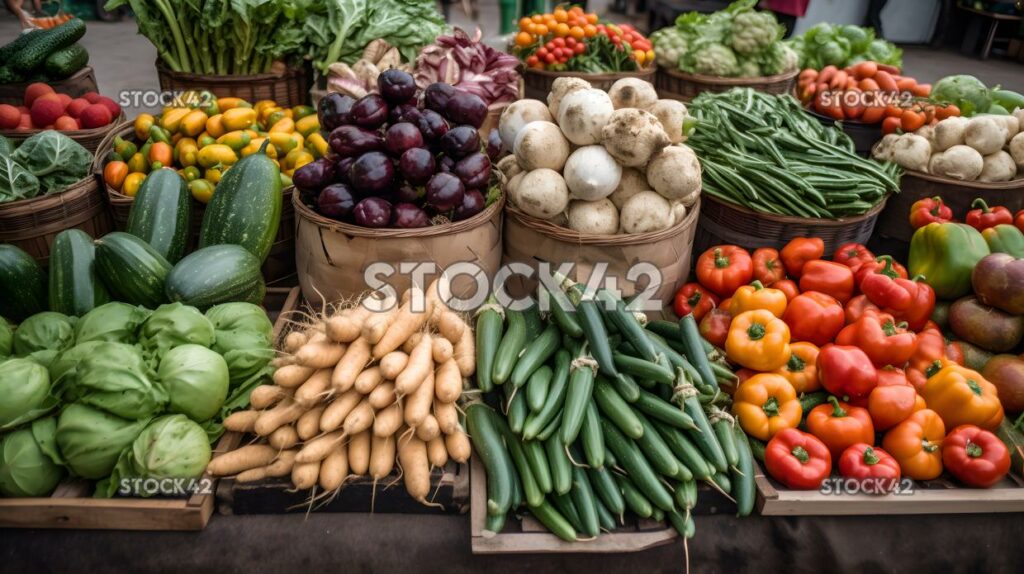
902, 169, 1024, 190
506, 198, 700, 245
155, 60, 303, 83
702, 192, 887, 226
662, 67, 799, 85
523, 65, 657, 80
293, 187, 504, 238
1, 111, 127, 141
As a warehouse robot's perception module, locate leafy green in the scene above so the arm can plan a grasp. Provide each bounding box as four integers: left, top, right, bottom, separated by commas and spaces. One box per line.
670, 0, 792, 77
790, 23, 902, 69
139, 303, 215, 365
0, 155, 40, 204
932, 75, 992, 116
0, 358, 56, 430
158, 344, 229, 422
0, 317, 12, 357
103, 415, 211, 498
54, 342, 167, 420
56, 403, 150, 480
206, 302, 274, 388
13, 312, 76, 356
9, 131, 90, 194
0, 417, 65, 497
73, 302, 151, 345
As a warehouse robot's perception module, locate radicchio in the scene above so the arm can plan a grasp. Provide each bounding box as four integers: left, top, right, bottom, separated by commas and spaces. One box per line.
414, 28, 520, 107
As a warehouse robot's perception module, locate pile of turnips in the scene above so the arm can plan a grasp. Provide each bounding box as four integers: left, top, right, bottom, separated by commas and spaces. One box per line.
496, 77, 701, 235
295, 69, 501, 229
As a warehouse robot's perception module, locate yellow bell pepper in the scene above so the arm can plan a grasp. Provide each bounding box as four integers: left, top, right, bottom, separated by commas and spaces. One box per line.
122, 172, 147, 197
732, 373, 802, 441
205, 114, 226, 138
730, 281, 788, 318
160, 108, 190, 133
134, 114, 155, 141
189, 178, 215, 204
726, 309, 792, 372
197, 144, 238, 169
216, 130, 252, 151
269, 116, 294, 133
921, 365, 1004, 430
306, 132, 329, 158
222, 107, 257, 131
179, 109, 208, 137
216, 97, 251, 111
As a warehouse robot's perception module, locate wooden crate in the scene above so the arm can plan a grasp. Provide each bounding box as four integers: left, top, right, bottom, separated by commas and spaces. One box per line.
755, 464, 1024, 516
0, 287, 298, 530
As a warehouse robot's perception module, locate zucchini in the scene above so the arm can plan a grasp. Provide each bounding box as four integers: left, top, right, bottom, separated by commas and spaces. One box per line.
0, 244, 47, 321
165, 245, 264, 309
49, 229, 110, 316
94, 232, 171, 308
43, 43, 88, 79
126, 169, 191, 263
466, 403, 515, 516
10, 18, 86, 73
474, 295, 503, 392
492, 309, 526, 385
198, 141, 282, 262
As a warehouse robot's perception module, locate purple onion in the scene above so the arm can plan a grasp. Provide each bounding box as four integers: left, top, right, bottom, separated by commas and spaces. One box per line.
453, 152, 491, 189
329, 125, 384, 157
453, 189, 485, 221
318, 183, 356, 219
385, 122, 425, 157
443, 92, 488, 128
417, 109, 450, 142
424, 83, 457, 113
391, 203, 431, 228
348, 151, 394, 194
377, 69, 418, 105
440, 126, 480, 159
426, 172, 465, 212
349, 94, 389, 129
353, 197, 393, 228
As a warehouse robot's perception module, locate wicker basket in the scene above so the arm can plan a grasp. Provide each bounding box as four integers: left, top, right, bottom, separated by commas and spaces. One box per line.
0, 175, 112, 265
655, 67, 798, 101
693, 194, 886, 257
2, 112, 126, 153
806, 109, 882, 157
522, 66, 657, 100
295, 190, 504, 306
503, 200, 700, 311
156, 62, 311, 108
0, 66, 98, 106
93, 122, 298, 285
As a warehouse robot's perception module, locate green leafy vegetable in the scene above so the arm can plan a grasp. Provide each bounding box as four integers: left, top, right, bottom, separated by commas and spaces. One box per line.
932, 75, 992, 116
54, 342, 167, 420
0, 155, 40, 204
103, 414, 211, 498
139, 303, 215, 364
158, 344, 229, 422
9, 131, 90, 194
13, 311, 76, 356
73, 302, 151, 345
0, 317, 12, 357
0, 417, 65, 497
56, 403, 150, 479
789, 23, 902, 70
0, 357, 56, 430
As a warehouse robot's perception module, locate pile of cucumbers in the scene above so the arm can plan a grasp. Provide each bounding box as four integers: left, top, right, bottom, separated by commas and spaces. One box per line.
0, 19, 89, 84
468, 282, 751, 542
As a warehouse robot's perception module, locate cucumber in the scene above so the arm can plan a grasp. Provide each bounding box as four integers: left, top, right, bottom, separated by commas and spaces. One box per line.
0, 244, 47, 321
569, 460, 600, 537
545, 434, 572, 495
530, 499, 578, 542
126, 169, 191, 263
510, 324, 560, 388
474, 295, 504, 392
593, 377, 643, 439
588, 465, 625, 519
600, 418, 675, 512
523, 349, 571, 440
95, 232, 171, 308
492, 309, 526, 385
43, 43, 88, 79
198, 142, 282, 263
613, 473, 652, 518
165, 245, 264, 309
0, 28, 47, 63
525, 365, 552, 413
48, 229, 110, 316
466, 403, 515, 516
10, 18, 86, 73
580, 401, 605, 468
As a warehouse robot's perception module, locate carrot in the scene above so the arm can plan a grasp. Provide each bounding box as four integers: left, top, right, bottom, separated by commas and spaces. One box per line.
326, 305, 373, 343
859, 78, 880, 93
800, 82, 817, 104
348, 430, 372, 474
223, 410, 260, 433
432, 337, 454, 363
829, 70, 848, 90
445, 427, 472, 463
882, 116, 902, 135
434, 400, 459, 435
935, 104, 960, 120
370, 434, 396, 479
397, 434, 431, 501
374, 402, 404, 437
901, 109, 926, 132
236, 450, 297, 482
332, 337, 372, 392
295, 368, 332, 407
874, 70, 898, 92
207, 444, 277, 476
452, 324, 476, 377
269, 424, 299, 450
369, 382, 397, 410
876, 63, 901, 74
283, 331, 308, 353
319, 444, 349, 490
852, 61, 878, 80
363, 306, 398, 344
295, 340, 347, 369
372, 291, 435, 359
427, 436, 449, 468
404, 369, 435, 428
911, 83, 931, 98
354, 366, 384, 394
885, 104, 904, 118
860, 105, 887, 124
798, 68, 819, 83
817, 65, 838, 85
273, 364, 315, 388
342, 398, 376, 436
396, 334, 434, 396
841, 88, 865, 120
254, 398, 306, 436
291, 460, 321, 489
296, 430, 345, 463
434, 358, 462, 404
250, 385, 288, 410
415, 415, 441, 442
895, 77, 917, 92
296, 406, 325, 440
379, 351, 409, 379
320, 389, 363, 432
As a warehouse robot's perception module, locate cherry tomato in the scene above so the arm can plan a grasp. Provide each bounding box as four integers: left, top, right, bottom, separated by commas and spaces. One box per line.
573, 43, 585, 54
544, 52, 555, 64
553, 37, 565, 48
565, 37, 576, 47
526, 55, 539, 66
537, 47, 548, 58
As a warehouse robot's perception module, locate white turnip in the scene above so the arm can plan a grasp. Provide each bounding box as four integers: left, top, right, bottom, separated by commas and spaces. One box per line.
1010, 132, 1024, 169
645, 145, 701, 202
609, 167, 649, 210
499, 99, 554, 151
933, 117, 968, 151
563, 145, 622, 201
890, 134, 932, 172
620, 191, 673, 234
514, 121, 571, 171
567, 199, 619, 235
557, 88, 615, 145
547, 76, 591, 118
647, 100, 689, 144
929, 145, 984, 181
607, 78, 658, 110
965, 116, 1005, 155
978, 151, 1017, 182
515, 169, 570, 219
601, 108, 671, 167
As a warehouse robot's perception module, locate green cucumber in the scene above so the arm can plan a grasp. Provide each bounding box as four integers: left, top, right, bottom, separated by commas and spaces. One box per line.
510, 324, 560, 387
732, 426, 756, 517
0, 244, 46, 321
43, 43, 88, 79
536, 498, 579, 541
493, 412, 543, 508
593, 377, 643, 439
569, 285, 617, 377
580, 401, 605, 468
165, 245, 264, 309
594, 495, 616, 531
523, 349, 571, 440
652, 419, 714, 480
613, 473, 652, 518
569, 458, 600, 537
126, 169, 191, 264
600, 418, 674, 512
525, 365, 552, 413
631, 409, 687, 480
0, 29, 47, 63
10, 19, 86, 73
504, 382, 528, 435
474, 295, 504, 392
523, 439, 552, 494
466, 403, 515, 516
633, 389, 696, 430
588, 465, 625, 519
95, 231, 171, 308
596, 290, 657, 361
545, 286, 583, 338
679, 315, 720, 391
559, 347, 596, 445
48, 229, 110, 316
492, 309, 526, 385
612, 352, 675, 385
545, 434, 572, 495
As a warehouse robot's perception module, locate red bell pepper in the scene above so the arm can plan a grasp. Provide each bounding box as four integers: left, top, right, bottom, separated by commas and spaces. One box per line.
844, 295, 881, 325
817, 344, 878, 399
1015, 209, 1024, 235
868, 367, 925, 430
836, 310, 918, 368
838, 444, 901, 492
799, 260, 855, 303
673, 282, 720, 322
906, 326, 961, 390
699, 307, 732, 348
752, 247, 786, 286
806, 396, 876, 459
859, 256, 920, 312
832, 242, 875, 273
887, 279, 935, 332
782, 291, 844, 346
941, 425, 1011, 487
774, 279, 800, 301
696, 245, 753, 298
780, 237, 824, 279
965, 198, 1012, 231
908, 196, 953, 230
853, 257, 908, 287
765, 428, 832, 490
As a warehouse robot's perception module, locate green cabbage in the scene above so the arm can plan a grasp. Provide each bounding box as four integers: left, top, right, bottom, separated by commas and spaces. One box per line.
759, 43, 799, 76
55, 342, 167, 420
932, 75, 992, 117
0, 417, 64, 497
104, 415, 211, 498
74, 302, 151, 345
206, 302, 272, 335
206, 302, 274, 388
158, 344, 229, 422
48, 340, 106, 385
12, 312, 76, 356
0, 357, 56, 430
140, 303, 215, 362
10, 131, 92, 194
0, 155, 40, 204
56, 403, 151, 479
737, 58, 762, 77
0, 318, 12, 357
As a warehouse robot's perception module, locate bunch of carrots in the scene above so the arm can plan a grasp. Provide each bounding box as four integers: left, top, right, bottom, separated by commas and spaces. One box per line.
207, 281, 474, 506
798, 61, 960, 132
30, 12, 75, 29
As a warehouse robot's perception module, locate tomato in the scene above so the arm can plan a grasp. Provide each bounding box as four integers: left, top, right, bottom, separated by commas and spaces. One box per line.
553, 37, 565, 48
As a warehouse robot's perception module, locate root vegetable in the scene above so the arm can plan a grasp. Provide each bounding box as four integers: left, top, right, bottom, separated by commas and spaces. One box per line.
415, 415, 441, 442
514, 121, 571, 171
646, 145, 701, 202
379, 351, 409, 379
295, 341, 346, 369
370, 434, 396, 479
237, 450, 297, 482
965, 116, 1005, 155
432, 337, 454, 363
396, 334, 434, 396
362, 306, 398, 344
296, 430, 345, 463
979, 151, 1017, 182
398, 434, 431, 501
671, 201, 688, 226
270, 356, 293, 368
988, 114, 1020, 143
298, 406, 325, 440
402, 332, 424, 354
291, 460, 320, 489
916, 125, 937, 153
254, 399, 306, 436
609, 167, 648, 210
295, 368, 333, 407
434, 400, 458, 434
320, 389, 363, 432
872, 133, 902, 161
223, 410, 260, 433
563, 145, 622, 201
934, 117, 968, 151
333, 337, 372, 390
496, 155, 521, 179
499, 99, 554, 150
326, 306, 372, 343
269, 425, 299, 450
207, 444, 277, 476
250, 385, 288, 410
273, 364, 315, 388
354, 366, 384, 394
452, 323, 475, 377
348, 430, 371, 475
405, 370, 435, 428
608, 78, 658, 110
342, 398, 376, 436
319, 444, 349, 490
427, 436, 449, 467
567, 198, 619, 235
373, 296, 434, 359
435, 310, 467, 344
369, 382, 397, 410
547, 76, 591, 118
929, 145, 984, 181
601, 108, 670, 167
506, 172, 525, 204
891, 134, 932, 172
558, 88, 615, 145
444, 427, 471, 463
374, 402, 404, 437
1010, 132, 1024, 168
648, 100, 689, 144
283, 331, 308, 353
514, 169, 570, 220
434, 358, 463, 403
620, 191, 673, 234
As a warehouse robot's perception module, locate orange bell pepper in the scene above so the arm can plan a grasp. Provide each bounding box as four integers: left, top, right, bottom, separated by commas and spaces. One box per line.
868, 367, 926, 431
806, 397, 875, 459
773, 341, 820, 393
921, 364, 1004, 430
732, 373, 803, 441
780, 237, 824, 279
726, 310, 792, 372
882, 409, 945, 480
783, 291, 844, 346
730, 281, 788, 318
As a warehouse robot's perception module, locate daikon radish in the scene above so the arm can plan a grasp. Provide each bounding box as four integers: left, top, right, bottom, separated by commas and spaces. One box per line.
368, 382, 397, 410
362, 306, 398, 344
331, 337, 372, 391
379, 351, 409, 379
269, 425, 299, 450
223, 410, 259, 433
295, 368, 332, 407
452, 325, 475, 377
396, 334, 433, 396
327, 305, 373, 343
415, 414, 441, 442
291, 460, 320, 489
402, 332, 424, 354
296, 430, 345, 463
342, 399, 376, 437
270, 356, 293, 368
320, 389, 363, 432
295, 340, 346, 369
445, 428, 471, 463
283, 331, 308, 353
404, 369, 435, 427
354, 366, 384, 394
398, 435, 431, 501
434, 358, 462, 404
432, 337, 454, 363
434, 400, 459, 435
207, 445, 277, 476
370, 434, 396, 479
254, 398, 305, 436
372, 292, 435, 359
297, 406, 325, 440
427, 436, 449, 468
348, 430, 371, 474
273, 364, 315, 388
319, 444, 349, 490
250, 385, 288, 410
374, 402, 404, 437
435, 310, 466, 344
237, 450, 297, 482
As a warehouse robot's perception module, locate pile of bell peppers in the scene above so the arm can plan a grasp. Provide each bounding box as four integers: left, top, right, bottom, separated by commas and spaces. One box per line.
679, 237, 1013, 491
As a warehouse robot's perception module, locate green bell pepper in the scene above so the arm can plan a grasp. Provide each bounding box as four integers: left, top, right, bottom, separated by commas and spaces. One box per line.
982, 224, 1024, 258
909, 222, 990, 299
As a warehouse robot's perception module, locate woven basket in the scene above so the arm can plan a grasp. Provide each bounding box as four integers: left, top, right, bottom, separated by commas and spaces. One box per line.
295, 190, 504, 306
0, 66, 98, 106
93, 122, 298, 285
693, 194, 886, 257
156, 62, 311, 108
0, 175, 112, 265
655, 68, 798, 101
502, 200, 700, 311
522, 66, 657, 100
2, 112, 126, 153
806, 109, 882, 157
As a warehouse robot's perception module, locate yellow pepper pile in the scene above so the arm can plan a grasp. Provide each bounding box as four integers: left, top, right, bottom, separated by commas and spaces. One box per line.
101, 92, 326, 203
